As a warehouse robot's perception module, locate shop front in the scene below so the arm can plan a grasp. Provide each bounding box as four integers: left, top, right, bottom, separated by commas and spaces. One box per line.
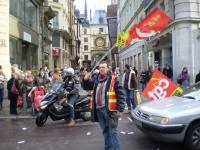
9, 36, 38, 71
146, 32, 172, 71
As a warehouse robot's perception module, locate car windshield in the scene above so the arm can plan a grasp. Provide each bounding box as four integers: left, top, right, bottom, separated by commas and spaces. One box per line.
182, 81, 200, 100
51, 82, 63, 93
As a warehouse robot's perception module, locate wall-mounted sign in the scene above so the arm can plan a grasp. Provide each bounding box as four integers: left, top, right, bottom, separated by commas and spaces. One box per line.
23, 32, 32, 43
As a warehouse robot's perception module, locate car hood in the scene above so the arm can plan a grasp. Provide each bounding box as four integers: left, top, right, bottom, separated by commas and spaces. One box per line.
138, 96, 200, 116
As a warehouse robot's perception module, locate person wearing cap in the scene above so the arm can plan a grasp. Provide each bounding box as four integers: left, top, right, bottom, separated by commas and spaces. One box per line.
0, 65, 7, 111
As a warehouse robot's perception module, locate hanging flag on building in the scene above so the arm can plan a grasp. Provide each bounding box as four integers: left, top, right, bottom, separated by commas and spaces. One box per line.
143, 70, 183, 101
115, 32, 130, 47
135, 7, 173, 38
125, 25, 143, 45
116, 8, 172, 47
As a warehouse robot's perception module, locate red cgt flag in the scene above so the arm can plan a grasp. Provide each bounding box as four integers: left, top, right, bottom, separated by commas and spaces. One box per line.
125, 25, 143, 45
143, 70, 183, 101
136, 8, 173, 37
126, 8, 172, 45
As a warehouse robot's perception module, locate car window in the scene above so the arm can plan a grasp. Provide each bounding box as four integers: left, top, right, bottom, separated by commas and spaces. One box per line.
182, 82, 200, 100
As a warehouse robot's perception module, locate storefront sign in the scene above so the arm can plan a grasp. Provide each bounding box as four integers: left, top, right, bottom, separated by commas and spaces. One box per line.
53, 48, 61, 56
143, 70, 183, 100
23, 32, 32, 43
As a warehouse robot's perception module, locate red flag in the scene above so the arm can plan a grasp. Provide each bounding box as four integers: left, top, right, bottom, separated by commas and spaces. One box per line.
143, 70, 183, 101
127, 8, 172, 41
136, 8, 172, 37
125, 25, 143, 45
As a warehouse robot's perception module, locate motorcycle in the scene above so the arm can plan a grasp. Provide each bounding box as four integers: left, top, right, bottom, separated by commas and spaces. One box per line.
35, 82, 91, 127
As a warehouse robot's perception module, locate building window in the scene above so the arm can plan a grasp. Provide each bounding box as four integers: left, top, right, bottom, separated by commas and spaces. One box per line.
84, 45, 88, 51
10, 0, 37, 31
84, 37, 88, 42
52, 33, 60, 47
99, 28, 103, 33
25, 0, 37, 30
160, 1, 165, 11
84, 55, 88, 60
53, 11, 59, 28
138, 53, 141, 71
10, 0, 18, 17
9, 37, 19, 65
84, 29, 87, 34
62, 38, 65, 49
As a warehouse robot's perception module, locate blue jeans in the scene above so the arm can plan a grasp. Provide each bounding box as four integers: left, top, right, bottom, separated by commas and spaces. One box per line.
68, 95, 77, 119
97, 107, 120, 150
0, 88, 4, 110
125, 89, 135, 110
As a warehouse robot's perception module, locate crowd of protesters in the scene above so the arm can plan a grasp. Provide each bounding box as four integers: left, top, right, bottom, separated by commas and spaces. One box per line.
0, 63, 199, 116
0, 63, 200, 150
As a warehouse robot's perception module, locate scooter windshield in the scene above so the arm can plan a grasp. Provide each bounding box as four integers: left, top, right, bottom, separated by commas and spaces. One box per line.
51, 82, 63, 93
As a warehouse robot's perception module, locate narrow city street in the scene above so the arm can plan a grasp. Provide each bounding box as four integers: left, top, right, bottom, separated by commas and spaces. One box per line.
0, 0, 200, 150
0, 114, 185, 150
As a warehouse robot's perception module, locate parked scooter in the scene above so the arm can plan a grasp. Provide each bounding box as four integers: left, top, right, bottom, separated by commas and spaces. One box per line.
36, 82, 91, 127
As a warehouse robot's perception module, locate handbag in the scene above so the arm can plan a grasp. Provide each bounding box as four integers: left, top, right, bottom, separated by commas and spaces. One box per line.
135, 91, 142, 105
17, 97, 23, 107
11, 80, 19, 94
177, 78, 183, 85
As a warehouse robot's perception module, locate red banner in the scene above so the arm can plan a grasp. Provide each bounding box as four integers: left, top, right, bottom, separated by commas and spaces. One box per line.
143, 70, 183, 101
136, 8, 172, 36
127, 7, 172, 42
125, 25, 143, 45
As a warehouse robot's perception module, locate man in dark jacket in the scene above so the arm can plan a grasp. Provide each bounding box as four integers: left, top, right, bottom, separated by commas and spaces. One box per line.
82, 62, 125, 150
163, 64, 173, 79
63, 68, 79, 127
195, 71, 200, 83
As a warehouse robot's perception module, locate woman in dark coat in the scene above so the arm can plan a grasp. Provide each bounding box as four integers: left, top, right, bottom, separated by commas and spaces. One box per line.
7, 68, 21, 115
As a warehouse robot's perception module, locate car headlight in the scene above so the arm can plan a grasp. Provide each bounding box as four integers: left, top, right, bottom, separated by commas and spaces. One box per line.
149, 116, 170, 124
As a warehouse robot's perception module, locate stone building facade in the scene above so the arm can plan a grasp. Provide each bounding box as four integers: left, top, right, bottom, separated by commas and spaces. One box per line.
118, 0, 200, 83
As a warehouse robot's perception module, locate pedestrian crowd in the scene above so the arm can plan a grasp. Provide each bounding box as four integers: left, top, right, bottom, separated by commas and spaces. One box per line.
0, 65, 67, 115
0, 63, 200, 150
0, 64, 199, 115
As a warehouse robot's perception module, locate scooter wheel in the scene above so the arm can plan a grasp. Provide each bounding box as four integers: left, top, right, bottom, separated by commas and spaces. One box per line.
36, 112, 48, 127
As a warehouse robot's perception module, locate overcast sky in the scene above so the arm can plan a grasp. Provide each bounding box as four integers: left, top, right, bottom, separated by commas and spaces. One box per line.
74, 0, 111, 17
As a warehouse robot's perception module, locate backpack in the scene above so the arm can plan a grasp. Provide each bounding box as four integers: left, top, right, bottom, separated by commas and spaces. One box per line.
11, 80, 19, 94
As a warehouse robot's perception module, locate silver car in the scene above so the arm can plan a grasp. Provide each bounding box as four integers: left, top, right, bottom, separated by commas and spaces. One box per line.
132, 83, 200, 150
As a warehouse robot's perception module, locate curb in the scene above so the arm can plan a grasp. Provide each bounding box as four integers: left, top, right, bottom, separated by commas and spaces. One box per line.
0, 115, 35, 119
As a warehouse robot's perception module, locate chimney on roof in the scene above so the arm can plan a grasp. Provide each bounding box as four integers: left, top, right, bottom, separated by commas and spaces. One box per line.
84, 0, 88, 19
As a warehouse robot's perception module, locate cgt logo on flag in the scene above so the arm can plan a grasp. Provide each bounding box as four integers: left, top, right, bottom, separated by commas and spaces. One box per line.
143, 70, 183, 101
